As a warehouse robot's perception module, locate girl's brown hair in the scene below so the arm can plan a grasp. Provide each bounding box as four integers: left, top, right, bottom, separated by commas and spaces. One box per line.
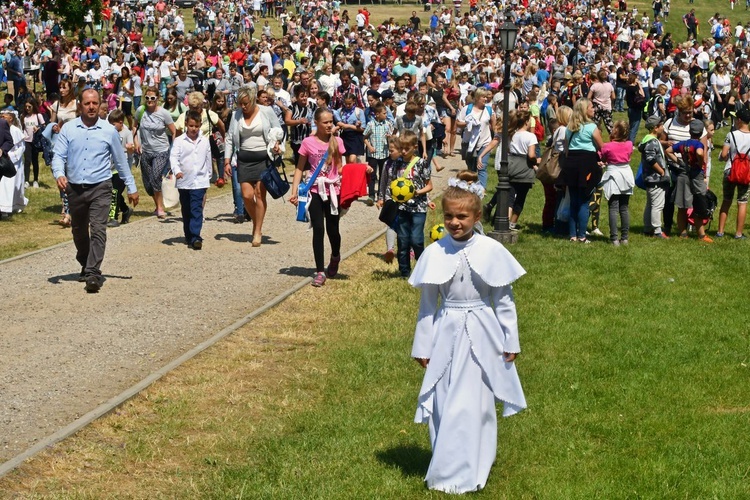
609, 120, 629, 142
442, 170, 482, 214
508, 109, 531, 138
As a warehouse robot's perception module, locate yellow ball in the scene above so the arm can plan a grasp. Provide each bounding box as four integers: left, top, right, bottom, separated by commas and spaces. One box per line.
429, 223, 447, 242
390, 177, 415, 203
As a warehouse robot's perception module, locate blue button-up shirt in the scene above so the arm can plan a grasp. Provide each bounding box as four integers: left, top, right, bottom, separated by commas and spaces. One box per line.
51, 118, 138, 194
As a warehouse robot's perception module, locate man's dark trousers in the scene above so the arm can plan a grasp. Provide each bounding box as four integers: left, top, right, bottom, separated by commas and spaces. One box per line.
67, 180, 113, 280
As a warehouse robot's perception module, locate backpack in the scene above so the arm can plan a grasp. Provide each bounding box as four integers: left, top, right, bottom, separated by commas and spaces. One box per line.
728, 132, 750, 185
642, 94, 663, 120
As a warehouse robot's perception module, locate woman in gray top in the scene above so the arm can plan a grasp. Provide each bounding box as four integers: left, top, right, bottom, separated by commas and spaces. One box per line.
135, 87, 177, 218
224, 85, 282, 247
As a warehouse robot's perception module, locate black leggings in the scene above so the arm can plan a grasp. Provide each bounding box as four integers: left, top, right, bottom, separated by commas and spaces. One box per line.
24, 144, 39, 183
309, 193, 341, 272
509, 182, 532, 215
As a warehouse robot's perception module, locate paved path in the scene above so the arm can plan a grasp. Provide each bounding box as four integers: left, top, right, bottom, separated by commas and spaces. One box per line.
0, 160, 460, 462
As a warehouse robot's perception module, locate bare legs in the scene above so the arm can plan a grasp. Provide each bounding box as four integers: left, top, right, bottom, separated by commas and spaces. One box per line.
241, 180, 267, 246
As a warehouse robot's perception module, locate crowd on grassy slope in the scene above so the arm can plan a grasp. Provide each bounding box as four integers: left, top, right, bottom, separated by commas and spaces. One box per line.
1, 0, 750, 244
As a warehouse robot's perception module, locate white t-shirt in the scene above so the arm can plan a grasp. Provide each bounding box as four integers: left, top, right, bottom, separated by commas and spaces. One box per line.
509, 130, 538, 156
724, 129, 750, 172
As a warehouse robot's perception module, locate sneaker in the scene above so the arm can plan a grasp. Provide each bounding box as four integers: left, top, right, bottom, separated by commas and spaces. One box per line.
715, 232, 725, 238
326, 255, 340, 278
33, 181, 39, 188
700, 235, 714, 243
620, 239, 629, 246
735, 234, 747, 240
216, 178, 225, 188
192, 240, 203, 250
121, 206, 133, 224
85, 275, 101, 293
384, 249, 395, 264
24, 181, 29, 188
107, 219, 120, 228
311, 272, 327, 287
611, 239, 620, 246
655, 232, 670, 239
579, 238, 591, 244
365, 197, 375, 207
591, 228, 604, 237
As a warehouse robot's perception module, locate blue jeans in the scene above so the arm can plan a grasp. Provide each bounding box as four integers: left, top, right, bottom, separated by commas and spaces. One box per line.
568, 186, 592, 239
615, 87, 626, 111
231, 165, 243, 216
396, 211, 426, 276
466, 151, 490, 187
178, 188, 207, 245
628, 107, 642, 144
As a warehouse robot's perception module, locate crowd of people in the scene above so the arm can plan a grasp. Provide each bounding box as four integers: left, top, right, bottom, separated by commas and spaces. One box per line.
1, 0, 750, 278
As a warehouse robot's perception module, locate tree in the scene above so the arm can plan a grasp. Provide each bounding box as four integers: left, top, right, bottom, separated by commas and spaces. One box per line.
37, 0, 103, 33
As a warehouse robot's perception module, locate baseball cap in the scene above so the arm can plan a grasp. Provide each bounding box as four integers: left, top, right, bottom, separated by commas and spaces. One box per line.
645, 114, 664, 130
380, 89, 394, 99
689, 119, 704, 137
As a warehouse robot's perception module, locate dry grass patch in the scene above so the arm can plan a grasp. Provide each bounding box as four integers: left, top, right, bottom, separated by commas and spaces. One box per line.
0, 255, 357, 497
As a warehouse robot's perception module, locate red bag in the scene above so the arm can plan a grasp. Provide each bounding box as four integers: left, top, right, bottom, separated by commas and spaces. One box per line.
728, 133, 750, 185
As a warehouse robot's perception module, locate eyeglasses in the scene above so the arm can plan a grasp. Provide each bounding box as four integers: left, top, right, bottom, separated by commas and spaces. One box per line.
145, 96, 158, 102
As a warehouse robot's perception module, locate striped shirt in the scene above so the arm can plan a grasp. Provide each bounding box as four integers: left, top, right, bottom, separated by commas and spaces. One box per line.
363, 118, 394, 160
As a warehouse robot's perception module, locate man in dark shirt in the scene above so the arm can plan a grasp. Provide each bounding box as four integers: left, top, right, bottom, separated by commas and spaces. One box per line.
410, 11, 421, 30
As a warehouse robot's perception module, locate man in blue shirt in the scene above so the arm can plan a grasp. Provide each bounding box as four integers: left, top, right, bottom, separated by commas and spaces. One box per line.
52, 89, 139, 293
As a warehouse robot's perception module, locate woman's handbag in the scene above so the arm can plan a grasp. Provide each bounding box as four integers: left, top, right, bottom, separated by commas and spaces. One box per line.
536, 147, 561, 184
261, 156, 290, 200
161, 173, 180, 209
0, 153, 16, 178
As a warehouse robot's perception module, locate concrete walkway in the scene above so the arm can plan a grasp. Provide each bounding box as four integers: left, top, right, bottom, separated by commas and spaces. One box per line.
0, 159, 461, 464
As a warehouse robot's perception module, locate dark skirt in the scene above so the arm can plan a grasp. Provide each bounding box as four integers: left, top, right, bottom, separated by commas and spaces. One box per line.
562, 150, 602, 191
340, 129, 364, 156
237, 149, 268, 183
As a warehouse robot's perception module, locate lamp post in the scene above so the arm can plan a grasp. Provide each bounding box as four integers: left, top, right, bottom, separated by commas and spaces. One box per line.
488, 14, 519, 245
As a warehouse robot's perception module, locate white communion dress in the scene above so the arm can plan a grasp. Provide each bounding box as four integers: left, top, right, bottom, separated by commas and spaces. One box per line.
408, 233, 527, 494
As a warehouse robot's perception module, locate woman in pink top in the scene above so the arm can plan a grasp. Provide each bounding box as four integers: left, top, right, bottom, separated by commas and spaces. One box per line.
587, 69, 615, 135
290, 108, 346, 288
599, 121, 635, 245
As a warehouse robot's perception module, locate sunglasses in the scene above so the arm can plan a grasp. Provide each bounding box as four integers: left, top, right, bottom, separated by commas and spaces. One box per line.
145, 96, 158, 102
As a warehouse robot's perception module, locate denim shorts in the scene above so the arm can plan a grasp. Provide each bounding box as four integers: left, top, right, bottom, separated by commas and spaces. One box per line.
722, 171, 750, 203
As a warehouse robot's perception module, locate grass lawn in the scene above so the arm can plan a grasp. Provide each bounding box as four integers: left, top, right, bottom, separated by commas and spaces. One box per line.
3, 1, 750, 496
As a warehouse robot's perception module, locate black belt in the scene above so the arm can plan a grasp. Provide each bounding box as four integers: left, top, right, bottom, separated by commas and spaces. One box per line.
69, 180, 107, 189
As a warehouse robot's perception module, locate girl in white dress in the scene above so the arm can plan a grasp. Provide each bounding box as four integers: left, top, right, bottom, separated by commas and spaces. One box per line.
0, 110, 27, 216
409, 170, 527, 494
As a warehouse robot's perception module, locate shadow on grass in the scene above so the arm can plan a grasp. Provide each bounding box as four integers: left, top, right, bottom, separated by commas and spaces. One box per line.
371, 269, 403, 281
48, 273, 133, 284
375, 444, 431, 478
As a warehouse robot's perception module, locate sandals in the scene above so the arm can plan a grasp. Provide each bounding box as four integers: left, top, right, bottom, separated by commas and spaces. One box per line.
59, 214, 71, 227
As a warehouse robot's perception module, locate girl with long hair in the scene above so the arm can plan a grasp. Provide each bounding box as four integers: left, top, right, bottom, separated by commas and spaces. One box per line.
563, 98, 604, 243
290, 107, 346, 287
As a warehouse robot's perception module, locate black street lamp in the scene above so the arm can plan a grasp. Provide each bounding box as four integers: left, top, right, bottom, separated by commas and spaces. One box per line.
488, 14, 519, 245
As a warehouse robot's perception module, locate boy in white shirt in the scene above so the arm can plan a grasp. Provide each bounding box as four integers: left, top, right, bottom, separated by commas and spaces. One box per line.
170, 111, 212, 250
